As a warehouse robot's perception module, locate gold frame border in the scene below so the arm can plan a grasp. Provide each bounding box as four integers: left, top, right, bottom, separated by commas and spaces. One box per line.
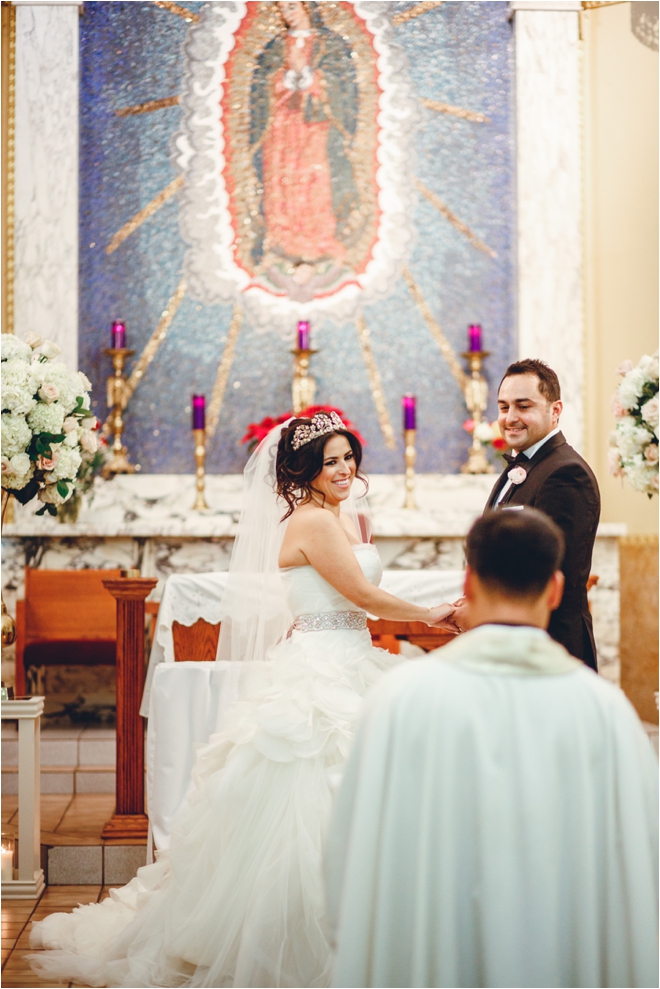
2, 1, 16, 335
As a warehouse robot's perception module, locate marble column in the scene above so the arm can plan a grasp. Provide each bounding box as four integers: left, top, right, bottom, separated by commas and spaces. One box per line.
13, 3, 80, 370
512, 0, 584, 451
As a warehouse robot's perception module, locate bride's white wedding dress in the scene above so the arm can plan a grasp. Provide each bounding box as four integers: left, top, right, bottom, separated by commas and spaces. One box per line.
29, 544, 397, 988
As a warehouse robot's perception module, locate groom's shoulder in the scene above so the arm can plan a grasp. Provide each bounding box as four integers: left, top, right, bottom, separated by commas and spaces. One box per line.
543, 439, 599, 490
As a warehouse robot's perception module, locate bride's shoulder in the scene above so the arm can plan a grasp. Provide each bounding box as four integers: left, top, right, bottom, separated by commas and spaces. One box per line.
288, 504, 342, 535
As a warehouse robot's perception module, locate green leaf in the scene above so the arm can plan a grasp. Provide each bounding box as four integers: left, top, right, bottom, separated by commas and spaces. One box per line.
56, 480, 69, 498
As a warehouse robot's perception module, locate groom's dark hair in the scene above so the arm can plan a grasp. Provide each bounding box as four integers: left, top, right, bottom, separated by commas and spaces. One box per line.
467, 509, 565, 597
500, 359, 561, 403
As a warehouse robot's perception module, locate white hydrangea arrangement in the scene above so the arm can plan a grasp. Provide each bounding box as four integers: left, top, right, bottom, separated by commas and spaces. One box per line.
1, 334, 100, 516
608, 352, 659, 498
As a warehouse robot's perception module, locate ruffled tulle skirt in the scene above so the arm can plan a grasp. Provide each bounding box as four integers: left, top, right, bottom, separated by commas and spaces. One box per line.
29, 628, 396, 988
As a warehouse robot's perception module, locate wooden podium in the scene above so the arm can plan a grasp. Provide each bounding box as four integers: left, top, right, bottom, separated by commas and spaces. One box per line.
102, 576, 158, 840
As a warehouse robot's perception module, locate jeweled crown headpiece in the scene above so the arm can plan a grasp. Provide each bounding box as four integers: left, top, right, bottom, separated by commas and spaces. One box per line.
291, 411, 345, 451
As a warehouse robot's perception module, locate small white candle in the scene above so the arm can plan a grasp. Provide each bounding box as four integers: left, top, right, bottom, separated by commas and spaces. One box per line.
1, 846, 13, 882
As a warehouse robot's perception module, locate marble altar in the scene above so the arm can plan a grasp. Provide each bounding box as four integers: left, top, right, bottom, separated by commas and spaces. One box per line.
2, 474, 624, 693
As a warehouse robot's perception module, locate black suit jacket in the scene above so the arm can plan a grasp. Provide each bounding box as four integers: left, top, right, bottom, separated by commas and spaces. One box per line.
485, 432, 601, 670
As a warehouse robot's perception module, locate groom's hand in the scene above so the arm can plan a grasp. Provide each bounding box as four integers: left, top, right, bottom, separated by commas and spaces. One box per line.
450, 597, 472, 633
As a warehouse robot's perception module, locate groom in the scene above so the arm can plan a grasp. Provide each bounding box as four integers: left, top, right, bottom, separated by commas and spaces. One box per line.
454, 359, 600, 670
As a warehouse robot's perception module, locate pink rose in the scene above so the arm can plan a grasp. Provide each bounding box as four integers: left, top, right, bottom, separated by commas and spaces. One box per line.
62, 417, 78, 434
611, 397, 627, 419
617, 360, 633, 375
607, 447, 623, 477
80, 430, 98, 454
36, 453, 58, 471
1, 456, 10, 474
644, 444, 659, 463
38, 382, 60, 403
508, 466, 527, 485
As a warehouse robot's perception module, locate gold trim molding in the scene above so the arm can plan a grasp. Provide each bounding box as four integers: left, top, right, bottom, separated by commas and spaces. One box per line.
402, 266, 467, 392
356, 315, 396, 450
1, 1, 16, 335
206, 307, 243, 441
106, 175, 183, 255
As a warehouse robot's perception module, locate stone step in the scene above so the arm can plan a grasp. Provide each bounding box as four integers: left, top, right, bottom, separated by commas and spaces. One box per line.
42, 843, 147, 886
2, 726, 116, 793
1, 764, 116, 795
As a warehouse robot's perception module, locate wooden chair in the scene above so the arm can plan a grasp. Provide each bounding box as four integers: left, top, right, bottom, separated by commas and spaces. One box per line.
15, 568, 122, 696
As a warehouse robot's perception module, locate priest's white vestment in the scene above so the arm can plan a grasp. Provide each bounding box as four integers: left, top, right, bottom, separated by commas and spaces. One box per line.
325, 625, 658, 989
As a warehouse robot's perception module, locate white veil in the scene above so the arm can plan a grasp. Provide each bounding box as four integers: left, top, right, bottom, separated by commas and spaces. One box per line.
215, 417, 373, 672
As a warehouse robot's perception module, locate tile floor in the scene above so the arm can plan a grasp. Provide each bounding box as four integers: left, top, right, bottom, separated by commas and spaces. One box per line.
2, 884, 119, 987
2, 793, 116, 846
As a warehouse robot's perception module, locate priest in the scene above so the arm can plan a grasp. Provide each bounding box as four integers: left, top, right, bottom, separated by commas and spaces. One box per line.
325, 509, 658, 989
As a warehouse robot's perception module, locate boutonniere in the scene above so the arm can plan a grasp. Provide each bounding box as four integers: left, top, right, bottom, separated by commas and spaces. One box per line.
508, 466, 527, 485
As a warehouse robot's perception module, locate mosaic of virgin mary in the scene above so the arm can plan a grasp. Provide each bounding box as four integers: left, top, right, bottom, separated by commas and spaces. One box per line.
177, 1, 416, 329
249, 2, 365, 298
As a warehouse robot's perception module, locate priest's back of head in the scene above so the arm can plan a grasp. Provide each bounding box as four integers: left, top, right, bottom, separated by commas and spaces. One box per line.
326, 509, 658, 989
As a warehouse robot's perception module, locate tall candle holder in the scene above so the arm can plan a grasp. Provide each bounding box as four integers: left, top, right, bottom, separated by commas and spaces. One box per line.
102, 348, 138, 478
192, 429, 209, 510
403, 428, 418, 509
461, 349, 494, 475
291, 348, 318, 414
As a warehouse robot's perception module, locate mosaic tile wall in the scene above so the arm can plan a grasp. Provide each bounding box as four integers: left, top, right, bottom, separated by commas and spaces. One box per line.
79, 1, 515, 474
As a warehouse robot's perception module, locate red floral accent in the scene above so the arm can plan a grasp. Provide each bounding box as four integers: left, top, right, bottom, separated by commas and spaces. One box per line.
242, 405, 366, 452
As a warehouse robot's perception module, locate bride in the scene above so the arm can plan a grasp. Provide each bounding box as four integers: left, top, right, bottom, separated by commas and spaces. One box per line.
29, 411, 454, 989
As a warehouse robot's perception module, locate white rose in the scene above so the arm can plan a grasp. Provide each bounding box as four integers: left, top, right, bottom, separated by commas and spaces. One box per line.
80, 430, 98, 454
0, 336, 32, 363
1, 412, 31, 459
62, 416, 78, 433
77, 371, 92, 392
39, 340, 62, 360
38, 382, 60, 404
81, 416, 97, 431
474, 420, 494, 443
27, 401, 66, 435
25, 333, 43, 350
10, 452, 30, 476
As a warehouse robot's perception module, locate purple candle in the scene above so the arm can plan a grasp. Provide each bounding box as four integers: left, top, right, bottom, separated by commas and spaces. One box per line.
192, 395, 206, 431
111, 320, 126, 349
468, 324, 482, 352
297, 320, 310, 350
402, 394, 416, 431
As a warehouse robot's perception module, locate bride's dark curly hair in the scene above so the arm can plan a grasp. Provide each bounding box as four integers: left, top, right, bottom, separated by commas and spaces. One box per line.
276, 417, 366, 520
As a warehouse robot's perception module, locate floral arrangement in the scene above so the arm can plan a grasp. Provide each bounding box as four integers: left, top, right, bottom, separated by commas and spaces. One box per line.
463, 417, 507, 452
1, 334, 100, 516
608, 352, 659, 497
242, 405, 366, 453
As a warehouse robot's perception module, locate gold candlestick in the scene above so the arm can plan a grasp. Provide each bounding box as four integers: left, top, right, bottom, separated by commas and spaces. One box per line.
461, 350, 494, 475
192, 428, 209, 510
403, 428, 418, 509
102, 348, 139, 478
291, 348, 318, 414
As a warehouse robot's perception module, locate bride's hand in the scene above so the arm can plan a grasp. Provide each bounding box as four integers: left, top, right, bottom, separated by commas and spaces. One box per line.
426, 603, 460, 633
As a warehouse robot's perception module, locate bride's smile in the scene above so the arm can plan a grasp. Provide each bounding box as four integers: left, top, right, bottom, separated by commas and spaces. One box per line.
311, 435, 356, 509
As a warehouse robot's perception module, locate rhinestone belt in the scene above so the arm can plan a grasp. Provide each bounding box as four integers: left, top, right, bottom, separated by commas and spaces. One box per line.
287, 611, 368, 636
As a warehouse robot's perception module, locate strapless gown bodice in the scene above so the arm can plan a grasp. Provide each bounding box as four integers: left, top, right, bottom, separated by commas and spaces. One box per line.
281, 544, 383, 617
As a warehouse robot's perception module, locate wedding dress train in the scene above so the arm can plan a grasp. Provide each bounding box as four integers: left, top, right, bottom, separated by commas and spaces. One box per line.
29, 545, 396, 988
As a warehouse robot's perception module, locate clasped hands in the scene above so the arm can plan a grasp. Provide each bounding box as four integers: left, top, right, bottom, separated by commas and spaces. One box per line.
426, 597, 470, 635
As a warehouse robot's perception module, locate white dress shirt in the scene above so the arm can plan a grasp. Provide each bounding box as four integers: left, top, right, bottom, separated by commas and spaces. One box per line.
495, 427, 560, 505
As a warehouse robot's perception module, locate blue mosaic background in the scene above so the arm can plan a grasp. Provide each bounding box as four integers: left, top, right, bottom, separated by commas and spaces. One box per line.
79, 1, 515, 475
